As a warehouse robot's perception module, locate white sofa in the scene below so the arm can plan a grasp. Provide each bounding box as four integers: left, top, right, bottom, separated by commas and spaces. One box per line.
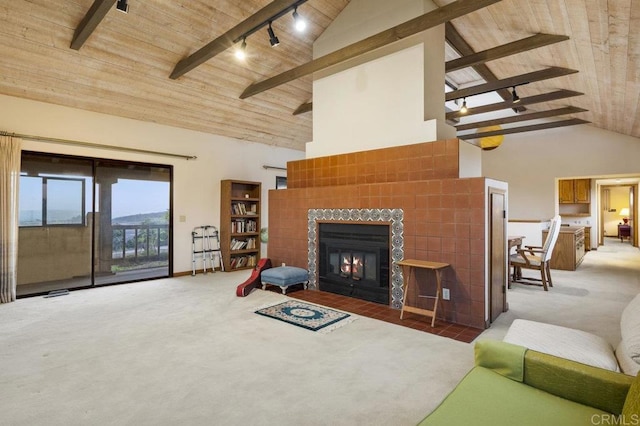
503, 293, 640, 376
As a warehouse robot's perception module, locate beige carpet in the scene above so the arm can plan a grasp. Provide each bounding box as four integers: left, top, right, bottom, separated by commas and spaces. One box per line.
0, 238, 637, 425
0, 273, 472, 426
481, 237, 640, 345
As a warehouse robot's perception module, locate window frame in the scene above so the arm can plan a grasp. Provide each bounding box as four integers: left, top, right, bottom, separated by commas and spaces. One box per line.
19, 175, 87, 227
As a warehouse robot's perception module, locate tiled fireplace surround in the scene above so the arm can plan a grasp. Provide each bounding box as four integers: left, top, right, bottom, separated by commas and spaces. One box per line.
268, 139, 488, 329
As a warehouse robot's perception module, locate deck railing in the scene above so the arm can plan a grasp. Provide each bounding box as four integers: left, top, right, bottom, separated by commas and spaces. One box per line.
111, 224, 169, 264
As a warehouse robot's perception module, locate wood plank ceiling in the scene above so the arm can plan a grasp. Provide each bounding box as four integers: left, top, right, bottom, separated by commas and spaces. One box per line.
0, 0, 638, 151
437, 0, 640, 141
0, 0, 349, 151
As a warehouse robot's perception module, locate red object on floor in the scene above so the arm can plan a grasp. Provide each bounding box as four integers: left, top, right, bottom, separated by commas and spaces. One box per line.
236, 258, 272, 297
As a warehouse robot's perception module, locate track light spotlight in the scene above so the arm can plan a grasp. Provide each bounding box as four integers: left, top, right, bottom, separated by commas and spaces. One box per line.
116, 0, 129, 13
235, 38, 247, 60
512, 86, 520, 103
267, 22, 280, 47
460, 98, 468, 114
293, 7, 307, 32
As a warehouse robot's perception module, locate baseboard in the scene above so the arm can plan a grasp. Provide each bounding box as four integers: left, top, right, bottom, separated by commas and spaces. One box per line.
173, 268, 223, 277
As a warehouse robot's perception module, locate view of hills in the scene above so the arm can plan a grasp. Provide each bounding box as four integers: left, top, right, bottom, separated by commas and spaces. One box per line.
19, 210, 168, 226
112, 211, 168, 225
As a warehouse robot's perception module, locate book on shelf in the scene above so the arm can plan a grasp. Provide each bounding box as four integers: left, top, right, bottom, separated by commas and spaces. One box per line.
230, 238, 248, 250
229, 254, 257, 269
231, 220, 244, 233
231, 203, 247, 215
231, 202, 258, 216
245, 237, 256, 249
231, 219, 257, 234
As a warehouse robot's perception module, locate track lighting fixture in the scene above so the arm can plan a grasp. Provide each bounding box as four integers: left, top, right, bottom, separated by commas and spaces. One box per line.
293, 7, 306, 32
116, 0, 129, 14
460, 98, 468, 114
267, 22, 280, 47
229, 1, 309, 58
235, 38, 247, 60
512, 86, 520, 103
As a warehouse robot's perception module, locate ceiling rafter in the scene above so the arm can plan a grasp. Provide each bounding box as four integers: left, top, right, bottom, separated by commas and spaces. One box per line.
445, 22, 526, 112
170, 0, 303, 79
294, 34, 573, 116
446, 89, 583, 119
455, 106, 588, 131
293, 102, 312, 115
70, 0, 116, 50
240, 0, 503, 99
459, 118, 591, 141
445, 33, 569, 73
445, 66, 578, 101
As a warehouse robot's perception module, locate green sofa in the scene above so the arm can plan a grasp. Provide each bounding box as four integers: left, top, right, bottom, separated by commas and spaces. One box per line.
419, 340, 640, 426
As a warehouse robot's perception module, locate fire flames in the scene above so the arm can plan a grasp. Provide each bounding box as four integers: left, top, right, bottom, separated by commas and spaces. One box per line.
340, 254, 363, 280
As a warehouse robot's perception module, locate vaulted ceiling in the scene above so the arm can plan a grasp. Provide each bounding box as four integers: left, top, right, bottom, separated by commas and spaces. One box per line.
0, 0, 638, 151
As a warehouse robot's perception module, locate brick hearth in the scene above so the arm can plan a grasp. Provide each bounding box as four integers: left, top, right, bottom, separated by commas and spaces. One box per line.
267, 139, 489, 329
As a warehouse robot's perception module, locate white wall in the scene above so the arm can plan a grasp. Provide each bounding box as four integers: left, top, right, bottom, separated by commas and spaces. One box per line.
482, 124, 640, 220
483, 124, 640, 248
0, 94, 304, 274
308, 45, 439, 157
459, 141, 482, 178
507, 221, 549, 248
307, 0, 456, 158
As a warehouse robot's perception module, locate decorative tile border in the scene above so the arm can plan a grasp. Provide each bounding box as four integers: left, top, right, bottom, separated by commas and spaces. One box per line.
307, 208, 405, 309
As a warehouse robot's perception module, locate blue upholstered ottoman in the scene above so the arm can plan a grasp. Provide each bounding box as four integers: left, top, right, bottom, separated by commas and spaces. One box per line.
261, 266, 309, 295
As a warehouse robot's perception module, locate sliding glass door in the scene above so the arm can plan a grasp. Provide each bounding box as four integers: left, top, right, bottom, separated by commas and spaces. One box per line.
17, 153, 94, 295
17, 152, 172, 296
94, 161, 171, 285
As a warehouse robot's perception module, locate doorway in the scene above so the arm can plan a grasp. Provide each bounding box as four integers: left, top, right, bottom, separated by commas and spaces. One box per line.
17, 152, 172, 296
599, 183, 638, 247
489, 188, 507, 323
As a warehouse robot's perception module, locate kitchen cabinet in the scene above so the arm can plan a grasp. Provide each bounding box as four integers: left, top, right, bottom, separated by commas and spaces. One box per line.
543, 226, 585, 271
558, 179, 591, 216
559, 179, 591, 203
584, 226, 591, 251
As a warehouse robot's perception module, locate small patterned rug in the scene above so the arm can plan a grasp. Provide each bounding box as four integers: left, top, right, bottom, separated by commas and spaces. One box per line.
255, 300, 354, 333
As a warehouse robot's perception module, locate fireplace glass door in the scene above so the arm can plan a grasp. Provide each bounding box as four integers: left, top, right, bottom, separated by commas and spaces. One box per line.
319, 223, 389, 305
329, 250, 378, 282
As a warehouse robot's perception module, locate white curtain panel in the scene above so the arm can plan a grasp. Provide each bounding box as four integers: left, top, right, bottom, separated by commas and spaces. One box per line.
0, 135, 21, 303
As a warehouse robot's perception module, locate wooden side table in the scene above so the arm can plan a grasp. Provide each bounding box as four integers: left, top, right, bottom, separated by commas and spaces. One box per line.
619, 224, 631, 242
397, 259, 450, 327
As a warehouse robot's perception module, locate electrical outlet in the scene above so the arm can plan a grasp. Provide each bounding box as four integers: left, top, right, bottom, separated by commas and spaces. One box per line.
442, 288, 450, 300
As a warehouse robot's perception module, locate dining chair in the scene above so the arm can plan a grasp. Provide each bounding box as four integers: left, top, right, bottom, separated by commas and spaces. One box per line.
509, 215, 562, 291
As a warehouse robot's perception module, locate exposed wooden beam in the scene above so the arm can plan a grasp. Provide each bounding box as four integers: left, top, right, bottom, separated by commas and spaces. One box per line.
170, 0, 303, 79
445, 66, 578, 101
293, 102, 312, 115
445, 22, 524, 111
70, 0, 116, 50
446, 89, 583, 119
458, 118, 591, 140
446, 33, 569, 73
240, 0, 503, 99
456, 106, 588, 131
